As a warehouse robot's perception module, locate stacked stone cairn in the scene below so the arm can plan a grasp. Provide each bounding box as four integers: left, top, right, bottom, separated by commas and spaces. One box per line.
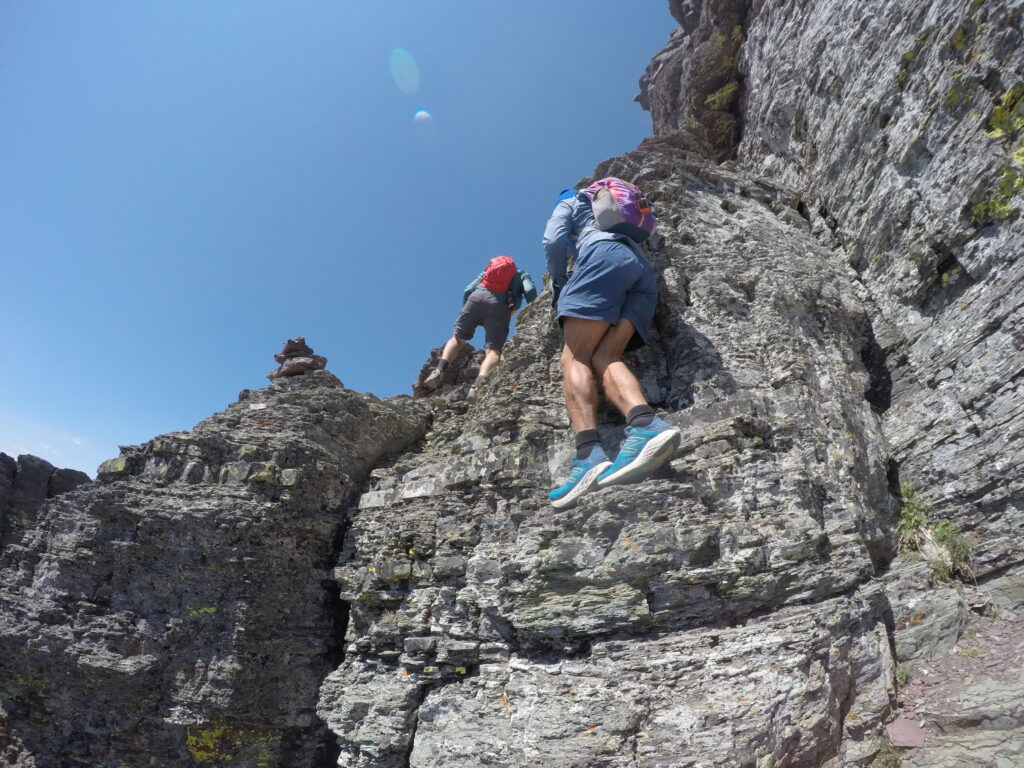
266, 336, 328, 380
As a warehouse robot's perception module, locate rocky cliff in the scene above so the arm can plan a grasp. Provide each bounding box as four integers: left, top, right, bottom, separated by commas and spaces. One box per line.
1, 453, 90, 555
2, 1, 1022, 766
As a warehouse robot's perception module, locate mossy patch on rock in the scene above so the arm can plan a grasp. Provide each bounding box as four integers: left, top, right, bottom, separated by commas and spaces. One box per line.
705, 80, 740, 111
185, 717, 276, 766
985, 85, 1024, 140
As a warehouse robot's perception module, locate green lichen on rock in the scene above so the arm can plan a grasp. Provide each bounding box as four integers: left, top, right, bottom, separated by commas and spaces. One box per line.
185, 718, 276, 765
705, 81, 740, 111
247, 463, 279, 484
893, 26, 934, 89
984, 85, 1024, 140
950, 25, 969, 51
970, 99, 1024, 224
943, 82, 974, 117
98, 456, 128, 476
971, 164, 1024, 223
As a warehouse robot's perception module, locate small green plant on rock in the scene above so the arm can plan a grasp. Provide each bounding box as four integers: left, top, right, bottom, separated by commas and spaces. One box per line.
896, 484, 928, 550
868, 738, 903, 767
895, 663, 913, 689
895, 484, 973, 581
971, 86, 1024, 224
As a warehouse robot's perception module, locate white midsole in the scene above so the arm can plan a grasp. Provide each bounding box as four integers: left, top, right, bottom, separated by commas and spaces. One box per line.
550, 461, 612, 509
597, 429, 680, 487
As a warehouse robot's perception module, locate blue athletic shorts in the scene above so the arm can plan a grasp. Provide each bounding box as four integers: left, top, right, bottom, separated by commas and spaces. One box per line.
556, 239, 658, 349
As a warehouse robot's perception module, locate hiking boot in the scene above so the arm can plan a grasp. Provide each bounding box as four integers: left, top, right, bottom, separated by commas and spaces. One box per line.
597, 417, 681, 488
422, 368, 444, 391
548, 446, 612, 509
466, 385, 477, 401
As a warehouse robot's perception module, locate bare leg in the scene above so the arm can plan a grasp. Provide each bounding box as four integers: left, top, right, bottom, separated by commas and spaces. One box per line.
591, 318, 647, 416
478, 349, 502, 377
440, 336, 467, 363
561, 318, 614, 432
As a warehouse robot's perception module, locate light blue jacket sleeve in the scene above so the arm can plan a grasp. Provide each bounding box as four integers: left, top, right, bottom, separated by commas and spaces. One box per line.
542, 200, 576, 290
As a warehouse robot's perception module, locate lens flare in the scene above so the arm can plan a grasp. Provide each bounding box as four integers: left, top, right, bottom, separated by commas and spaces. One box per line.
389, 47, 420, 95
414, 109, 433, 124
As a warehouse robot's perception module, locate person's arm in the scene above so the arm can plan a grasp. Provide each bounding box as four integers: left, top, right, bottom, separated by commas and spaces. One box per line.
506, 273, 522, 312
542, 200, 575, 292
463, 272, 484, 305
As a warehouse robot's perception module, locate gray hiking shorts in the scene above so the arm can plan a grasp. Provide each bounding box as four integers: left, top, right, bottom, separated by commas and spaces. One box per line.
454, 289, 512, 351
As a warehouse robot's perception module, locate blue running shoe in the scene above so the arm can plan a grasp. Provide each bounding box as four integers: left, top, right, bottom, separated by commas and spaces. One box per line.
548, 446, 612, 509
597, 417, 681, 488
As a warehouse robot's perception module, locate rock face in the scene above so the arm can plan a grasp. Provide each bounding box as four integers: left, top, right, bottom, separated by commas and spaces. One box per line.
318, 141, 902, 768
2, 1, 1023, 767
0, 452, 90, 554
641, 0, 1024, 580
411, 344, 486, 399
0, 373, 427, 767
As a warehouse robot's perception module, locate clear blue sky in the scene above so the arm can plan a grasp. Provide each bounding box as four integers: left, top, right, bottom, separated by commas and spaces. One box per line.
0, 1, 676, 476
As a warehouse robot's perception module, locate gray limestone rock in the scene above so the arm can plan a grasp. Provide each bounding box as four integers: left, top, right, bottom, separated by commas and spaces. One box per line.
0, 372, 428, 767
731, 0, 1024, 581
412, 344, 486, 399
314, 144, 904, 766
898, 615, 1024, 768
0, 451, 91, 554
978, 563, 1024, 618
883, 557, 968, 663
3, 1, 1024, 766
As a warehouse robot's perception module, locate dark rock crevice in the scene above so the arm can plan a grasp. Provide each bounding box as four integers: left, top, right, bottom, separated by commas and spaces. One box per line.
859, 323, 894, 414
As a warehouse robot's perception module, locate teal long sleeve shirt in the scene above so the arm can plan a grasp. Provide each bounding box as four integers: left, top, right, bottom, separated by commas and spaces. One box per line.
463, 270, 538, 310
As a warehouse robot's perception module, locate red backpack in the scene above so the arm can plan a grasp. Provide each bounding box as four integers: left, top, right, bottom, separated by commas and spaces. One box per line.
481, 255, 517, 292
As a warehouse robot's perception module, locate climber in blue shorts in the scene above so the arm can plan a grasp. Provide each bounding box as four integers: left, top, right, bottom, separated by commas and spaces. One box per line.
543, 186, 681, 509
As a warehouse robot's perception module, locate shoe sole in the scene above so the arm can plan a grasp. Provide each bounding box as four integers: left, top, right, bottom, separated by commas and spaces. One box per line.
549, 461, 612, 509
596, 429, 681, 488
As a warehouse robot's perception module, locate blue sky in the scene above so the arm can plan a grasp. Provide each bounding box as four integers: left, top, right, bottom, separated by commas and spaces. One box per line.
0, 1, 677, 475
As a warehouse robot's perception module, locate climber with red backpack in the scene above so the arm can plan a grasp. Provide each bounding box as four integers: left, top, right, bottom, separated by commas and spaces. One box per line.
422, 255, 537, 394
544, 178, 681, 508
